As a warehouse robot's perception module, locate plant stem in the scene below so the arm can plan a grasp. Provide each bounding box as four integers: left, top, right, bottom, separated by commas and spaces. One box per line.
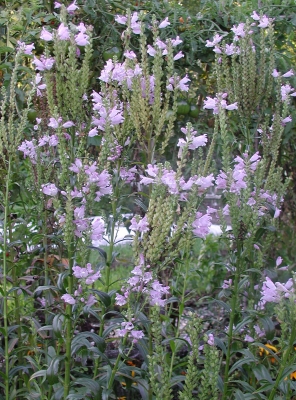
3, 156, 11, 400
168, 256, 189, 381
63, 241, 74, 398
268, 322, 296, 400
222, 243, 242, 400
107, 336, 128, 390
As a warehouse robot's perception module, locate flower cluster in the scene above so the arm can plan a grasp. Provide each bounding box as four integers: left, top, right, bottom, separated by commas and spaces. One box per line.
90, 89, 124, 132
203, 92, 238, 114
115, 320, 144, 343
61, 263, 101, 306
260, 277, 294, 306
139, 162, 214, 200
115, 255, 170, 307
205, 11, 272, 56
40, 21, 89, 47
177, 125, 208, 157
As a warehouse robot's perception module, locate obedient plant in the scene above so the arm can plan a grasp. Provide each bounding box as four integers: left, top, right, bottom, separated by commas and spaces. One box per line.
1, 4, 296, 400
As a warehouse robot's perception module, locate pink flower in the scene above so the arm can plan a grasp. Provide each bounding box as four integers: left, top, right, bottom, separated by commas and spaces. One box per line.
63, 120, 75, 128
207, 333, 214, 346
276, 256, 283, 267
171, 36, 182, 46
245, 334, 254, 343
131, 12, 141, 34
192, 212, 212, 239
231, 23, 246, 39
48, 117, 60, 129
75, 32, 89, 46
130, 330, 144, 342
159, 17, 170, 29
282, 69, 294, 78
251, 11, 260, 21
155, 38, 166, 50
115, 15, 127, 25
205, 34, 223, 47
178, 75, 190, 92
32, 56, 55, 71
40, 27, 53, 41
272, 69, 280, 78
222, 279, 232, 289
225, 102, 238, 111
258, 16, 270, 29
67, 1, 78, 12
42, 183, 58, 196
173, 51, 184, 60
115, 293, 128, 306
91, 217, 105, 240
88, 127, 98, 137
124, 50, 136, 59
61, 294, 76, 305
130, 216, 149, 233
57, 23, 70, 40
282, 116, 292, 125
147, 44, 156, 57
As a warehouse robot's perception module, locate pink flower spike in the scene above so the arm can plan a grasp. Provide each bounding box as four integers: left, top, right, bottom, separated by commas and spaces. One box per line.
282, 69, 294, 78
159, 17, 170, 29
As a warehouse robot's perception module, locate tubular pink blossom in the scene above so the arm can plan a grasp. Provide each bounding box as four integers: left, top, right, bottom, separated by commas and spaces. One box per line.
159, 17, 170, 28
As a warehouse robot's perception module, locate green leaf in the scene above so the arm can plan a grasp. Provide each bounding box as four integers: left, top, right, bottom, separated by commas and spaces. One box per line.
88, 246, 107, 262
52, 314, 65, 339
46, 355, 64, 385
71, 332, 105, 354
233, 317, 253, 334
0, 46, 14, 54
72, 377, 100, 394
29, 369, 47, 382
229, 356, 256, 375
253, 364, 273, 384
91, 289, 111, 307
169, 339, 176, 352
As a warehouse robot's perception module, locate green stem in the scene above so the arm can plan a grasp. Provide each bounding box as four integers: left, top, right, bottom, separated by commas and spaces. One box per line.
63, 242, 74, 398
268, 322, 296, 400
148, 312, 153, 400
3, 156, 11, 400
107, 336, 128, 391
222, 243, 242, 400
168, 256, 189, 381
